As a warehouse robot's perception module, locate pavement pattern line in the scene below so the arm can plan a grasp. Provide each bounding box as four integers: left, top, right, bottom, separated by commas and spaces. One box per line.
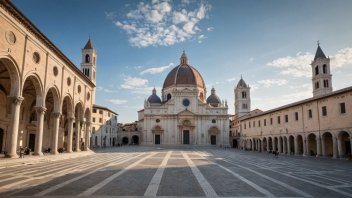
34, 153, 142, 196
4, 153, 132, 196
196, 151, 277, 198
220, 158, 313, 197
182, 152, 218, 198
144, 151, 172, 197
214, 151, 352, 198
78, 152, 156, 196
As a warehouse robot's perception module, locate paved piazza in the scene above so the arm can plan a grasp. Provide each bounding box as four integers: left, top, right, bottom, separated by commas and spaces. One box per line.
0, 146, 352, 198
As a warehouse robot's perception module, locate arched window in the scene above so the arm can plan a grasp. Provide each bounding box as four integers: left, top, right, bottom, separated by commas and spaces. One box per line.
323, 64, 327, 74
167, 93, 172, 100
85, 54, 90, 63
242, 91, 247, 99
315, 66, 319, 75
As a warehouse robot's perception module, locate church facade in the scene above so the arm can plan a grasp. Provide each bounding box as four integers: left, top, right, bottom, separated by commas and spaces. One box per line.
138, 52, 230, 146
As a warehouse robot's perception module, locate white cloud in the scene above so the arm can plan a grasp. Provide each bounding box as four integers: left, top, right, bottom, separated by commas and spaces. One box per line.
97, 86, 118, 93
207, 27, 214, 32
267, 47, 352, 78
111, 1, 211, 47
107, 99, 128, 106
256, 79, 288, 88
121, 77, 149, 89
225, 77, 236, 82
197, 34, 207, 43
140, 63, 174, 75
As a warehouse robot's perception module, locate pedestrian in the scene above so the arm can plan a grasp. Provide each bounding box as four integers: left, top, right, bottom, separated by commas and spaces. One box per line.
19, 147, 25, 158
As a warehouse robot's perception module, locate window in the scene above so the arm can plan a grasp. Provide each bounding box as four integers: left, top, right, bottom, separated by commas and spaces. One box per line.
85, 54, 90, 63
99, 110, 103, 114
167, 93, 172, 100
277, 116, 281, 124
244, 123, 246, 129
322, 106, 327, 116
264, 119, 266, 126
308, 109, 312, 118
108, 112, 111, 117
99, 118, 102, 123
242, 91, 247, 99
323, 79, 329, 88
253, 121, 255, 127
249, 122, 251, 128
93, 108, 97, 113
212, 119, 216, 123
92, 127, 95, 133
270, 118, 273, 125
242, 103, 248, 109
323, 64, 327, 74
315, 66, 319, 75
93, 118, 95, 122
315, 82, 319, 89
285, 115, 288, 123
340, 102, 346, 114
295, 112, 299, 121
258, 120, 261, 127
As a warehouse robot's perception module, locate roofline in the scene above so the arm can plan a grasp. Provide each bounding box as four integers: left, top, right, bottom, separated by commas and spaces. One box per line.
241, 86, 352, 121
93, 104, 118, 115
1, 0, 95, 88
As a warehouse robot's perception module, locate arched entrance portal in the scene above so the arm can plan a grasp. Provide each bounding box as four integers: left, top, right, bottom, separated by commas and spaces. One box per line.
232, 139, 238, 148
338, 131, 351, 157
297, 135, 304, 155
122, 137, 129, 145
132, 135, 139, 145
307, 133, 317, 156
322, 132, 333, 157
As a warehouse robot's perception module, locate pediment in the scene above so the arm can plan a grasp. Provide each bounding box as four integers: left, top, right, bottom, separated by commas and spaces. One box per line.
177, 109, 195, 116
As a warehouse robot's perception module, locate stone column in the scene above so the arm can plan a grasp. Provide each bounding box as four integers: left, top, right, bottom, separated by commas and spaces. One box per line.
67, 116, 74, 153
51, 112, 61, 154
278, 137, 282, 153
84, 122, 91, 151
321, 136, 326, 157
303, 137, 307, 156
251, 140, 254, 151
266, 139, 269, 151
283, 138, 287, 154
81, 121, 86, 150
316, 136, 322, 157
33, 106, 46, 156
294, 136, 299, 155
332, 136, 338, 158
337, 137, 343, 158
287, 138, 291, 155
6, 96, 24, 158
75, 119, 81, 152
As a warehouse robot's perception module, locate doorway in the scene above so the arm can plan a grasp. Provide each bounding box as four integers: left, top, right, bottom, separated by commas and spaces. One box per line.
232, 139, 238, 148
28, 133, 35, 152
183, 130, 190, 144
155, 134, 160, 144
211, 135, 216, 145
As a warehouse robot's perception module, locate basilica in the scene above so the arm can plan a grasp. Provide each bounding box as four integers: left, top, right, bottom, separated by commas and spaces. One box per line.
138, 52, 230, 146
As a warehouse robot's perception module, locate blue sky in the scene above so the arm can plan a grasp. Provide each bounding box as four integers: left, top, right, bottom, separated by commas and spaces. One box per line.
13, 0, 352, 123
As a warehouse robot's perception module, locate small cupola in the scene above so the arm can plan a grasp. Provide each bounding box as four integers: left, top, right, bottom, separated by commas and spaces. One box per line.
180, 51, 188, 65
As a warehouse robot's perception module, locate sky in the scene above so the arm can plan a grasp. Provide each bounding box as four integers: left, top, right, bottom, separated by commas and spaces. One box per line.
13, 0, 352, 123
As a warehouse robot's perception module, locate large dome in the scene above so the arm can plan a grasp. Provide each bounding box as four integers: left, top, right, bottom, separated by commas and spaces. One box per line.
163, 51, 205, 89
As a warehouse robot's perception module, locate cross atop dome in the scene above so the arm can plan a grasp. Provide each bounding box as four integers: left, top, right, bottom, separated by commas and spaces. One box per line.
180, 50, 188, 65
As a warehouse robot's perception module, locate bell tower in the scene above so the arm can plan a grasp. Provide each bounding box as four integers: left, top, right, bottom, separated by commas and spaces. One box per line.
311, 42, 332, 97
235, 76, 251, 117
81, 38, 97, 103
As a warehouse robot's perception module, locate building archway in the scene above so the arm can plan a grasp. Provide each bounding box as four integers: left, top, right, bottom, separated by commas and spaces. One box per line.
61, 95, 73, 151
322, 132, 333, 157
296, 135, 304, 155
307, 133, 317, 156
289, 135, 294, 154
95, 136, 98, 147
262, 137, 267, 151
74, 102, 84, 151
122, 137, 129, 145
0, 128, 3, 153
338, 131, 351, 157
268, 137, 273, 151
232, 139, 238, 148
132, 135, 139, 145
